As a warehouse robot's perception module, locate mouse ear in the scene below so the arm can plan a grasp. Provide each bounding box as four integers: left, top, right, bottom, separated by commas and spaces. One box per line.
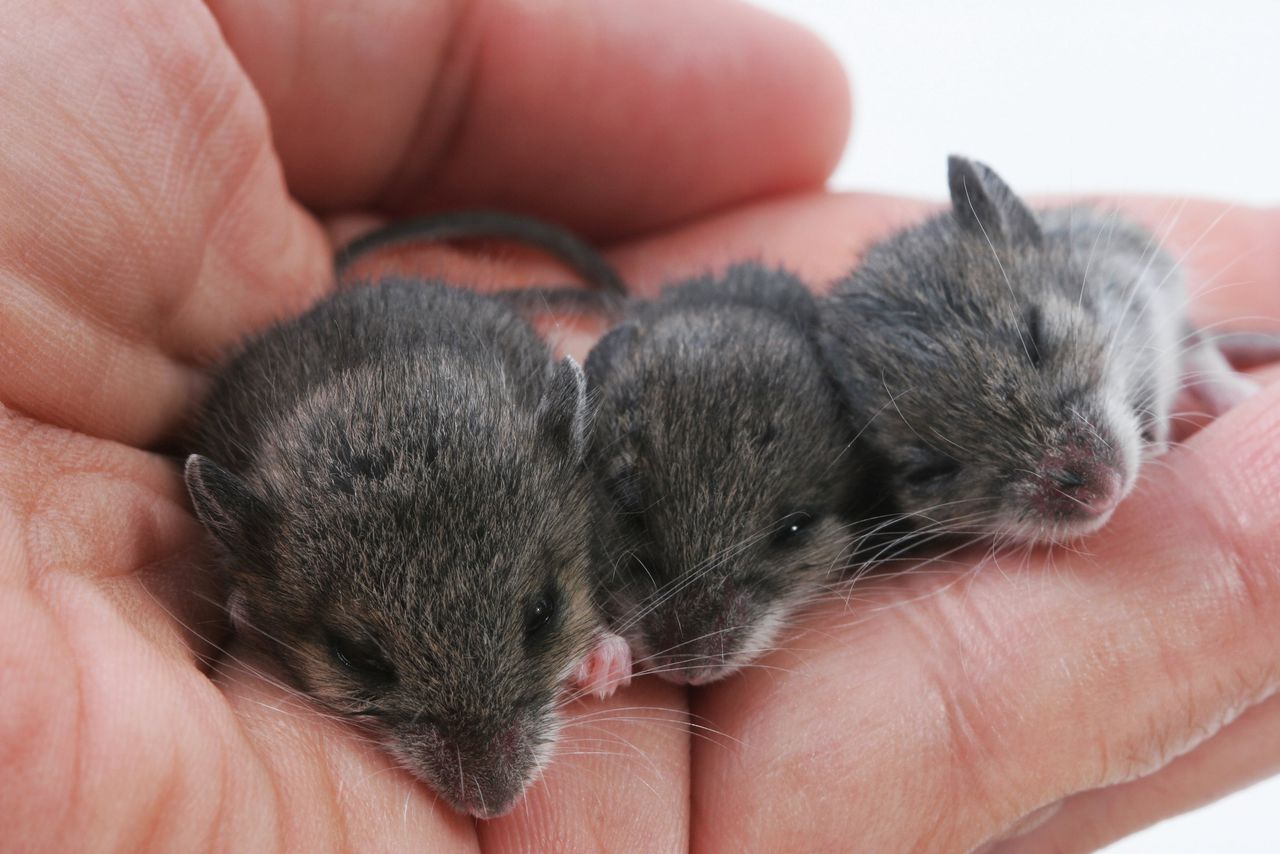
538, 356, 590, 456
184, 454, 270, 558
583, 323, 638, 391
948, 155, 1042, 246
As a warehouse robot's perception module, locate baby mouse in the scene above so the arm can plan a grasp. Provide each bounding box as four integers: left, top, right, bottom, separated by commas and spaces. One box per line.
185, 277, 631, 818
587, 265, 875, 685
820, 155, 1271, 544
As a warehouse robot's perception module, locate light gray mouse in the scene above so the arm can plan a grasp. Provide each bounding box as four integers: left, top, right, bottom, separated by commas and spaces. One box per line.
586, 265, 878, 685
185, 274, 631, 818
820, 155, 1268, 544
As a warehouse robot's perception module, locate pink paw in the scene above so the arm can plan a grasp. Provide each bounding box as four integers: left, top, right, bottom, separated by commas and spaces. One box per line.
574, 632, 632, 700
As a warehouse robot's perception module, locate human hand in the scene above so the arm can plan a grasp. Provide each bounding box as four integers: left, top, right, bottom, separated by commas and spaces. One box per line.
5, 1, 1278, 852
0, 0, 845, 849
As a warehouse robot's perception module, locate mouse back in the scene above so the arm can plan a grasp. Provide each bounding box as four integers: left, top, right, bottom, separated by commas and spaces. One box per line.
194, 280, 556, 466
187, 279, 603, 817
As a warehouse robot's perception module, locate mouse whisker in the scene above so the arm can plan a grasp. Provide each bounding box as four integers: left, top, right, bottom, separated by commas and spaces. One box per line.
1076, 205, 1121, 309
566, 723, 670, 777
570, 715, 744, 749
1099, 198, 1182, 363
141, 583, 374, 728
1101, 198, 1193, 364
823, 560, 980, 631
608, 517, 786, 638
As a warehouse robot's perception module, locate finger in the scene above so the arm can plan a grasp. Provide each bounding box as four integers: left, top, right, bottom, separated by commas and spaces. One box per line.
994, 693, 1280, 853
480, 679, 689, 852
207, 0, 851, 238
0, 0, 331, 446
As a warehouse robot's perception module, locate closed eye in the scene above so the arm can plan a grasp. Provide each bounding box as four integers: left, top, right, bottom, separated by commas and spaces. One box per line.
904, 456, 961, 485
326, 630, 397, 686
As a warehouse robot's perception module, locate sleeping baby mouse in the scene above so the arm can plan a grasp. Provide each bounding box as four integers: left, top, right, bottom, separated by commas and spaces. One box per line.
587, 266, 875, 685
820, 155, 1270, 544
185, 275, 630, 818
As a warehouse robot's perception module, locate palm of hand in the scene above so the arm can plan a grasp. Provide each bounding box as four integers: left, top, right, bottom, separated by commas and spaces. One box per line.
4, 3, 1279, 853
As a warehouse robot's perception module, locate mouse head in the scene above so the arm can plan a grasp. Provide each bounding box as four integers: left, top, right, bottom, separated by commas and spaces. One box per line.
823, 157, 1146, 543
186, 357, 599, 818
587, 284, 863, 684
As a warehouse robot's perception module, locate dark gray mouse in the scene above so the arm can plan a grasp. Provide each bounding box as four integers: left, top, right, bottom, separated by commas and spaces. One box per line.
820, 155, 1265, 544
586, 265, 875, 685
185, 279, 630, 818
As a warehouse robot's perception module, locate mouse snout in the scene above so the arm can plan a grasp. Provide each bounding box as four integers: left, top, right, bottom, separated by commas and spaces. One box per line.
651, 645, 734, 686
1032, 440, 1123, 521
644, 603, 748, 686
414, 720, 537, 818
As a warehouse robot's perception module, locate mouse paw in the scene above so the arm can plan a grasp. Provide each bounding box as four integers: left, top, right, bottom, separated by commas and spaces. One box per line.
574, 632, 632, 700
1195, 371, 1260, 417
1183, 341, 1263, 417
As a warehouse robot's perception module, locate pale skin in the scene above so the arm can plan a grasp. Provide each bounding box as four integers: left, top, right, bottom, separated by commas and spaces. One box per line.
1, 0, 1278, 851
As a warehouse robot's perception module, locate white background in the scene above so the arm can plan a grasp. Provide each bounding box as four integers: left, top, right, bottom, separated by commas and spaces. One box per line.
750, 1, 1280, 850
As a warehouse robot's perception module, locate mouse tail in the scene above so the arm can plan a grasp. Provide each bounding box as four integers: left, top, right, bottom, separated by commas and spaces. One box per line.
332, 210, 626, 295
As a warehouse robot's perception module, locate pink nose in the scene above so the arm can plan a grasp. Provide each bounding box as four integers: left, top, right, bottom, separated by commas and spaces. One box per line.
1038, 461, 1123, 519
1076, 469, 1122, 516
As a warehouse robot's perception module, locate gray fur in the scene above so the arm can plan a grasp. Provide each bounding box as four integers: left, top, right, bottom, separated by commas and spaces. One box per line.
186, 279, 600, 817
586, 264, 874, 684
820, 155, 1182, 543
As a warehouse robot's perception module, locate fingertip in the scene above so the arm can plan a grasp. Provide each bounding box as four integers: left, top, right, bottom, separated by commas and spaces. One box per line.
741, 2, 855, 189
